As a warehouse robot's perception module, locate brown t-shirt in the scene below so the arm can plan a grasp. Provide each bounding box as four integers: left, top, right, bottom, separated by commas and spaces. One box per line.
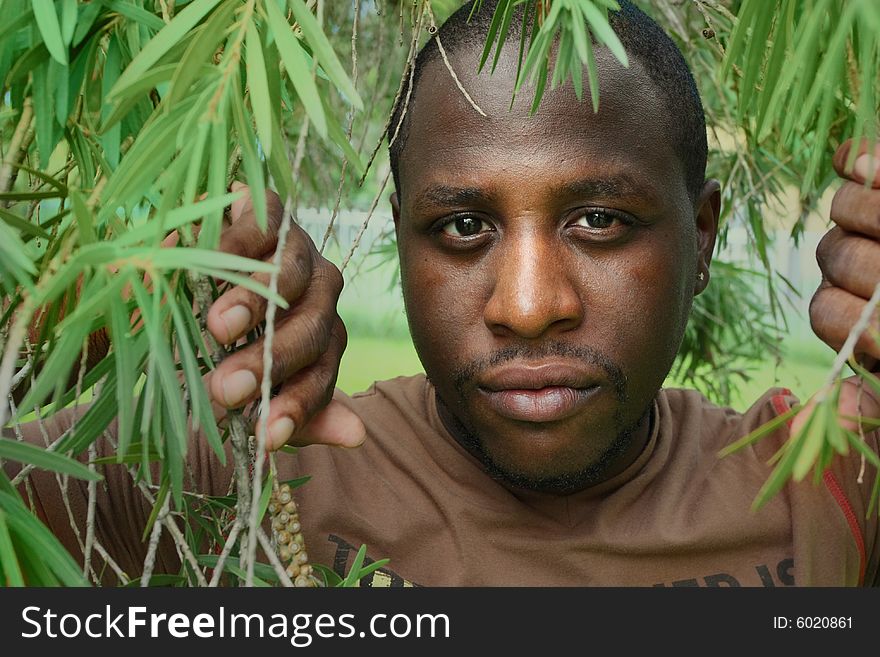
12, 375, 880, 586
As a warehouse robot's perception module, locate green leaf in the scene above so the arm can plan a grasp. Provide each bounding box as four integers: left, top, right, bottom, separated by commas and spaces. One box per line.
266, 0, 327, 139
0, 438, 102, 482
33, 0, 68, 65
0, 207, 50, 240
60, 0, 77, 45
246, 20, 273, 157
287, 0, 363, 110
102, 0, 166, 33
578, 1, 628, 68
0, 491, 89, 586
0, 509, 25, 587
230, 83, 268, 230
792, 401, 830, 481
112, 0, 221, 92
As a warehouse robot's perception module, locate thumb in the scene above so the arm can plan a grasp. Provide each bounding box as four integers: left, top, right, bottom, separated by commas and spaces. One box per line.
269, 399, 366, 451
791, 375, 880, 438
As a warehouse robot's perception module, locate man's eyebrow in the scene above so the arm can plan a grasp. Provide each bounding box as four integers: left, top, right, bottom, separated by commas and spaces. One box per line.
413, 185, 494, 210
551, 175, 659, 202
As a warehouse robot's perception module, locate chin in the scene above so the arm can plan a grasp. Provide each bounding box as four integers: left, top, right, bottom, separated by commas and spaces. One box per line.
452, 411, 644, 495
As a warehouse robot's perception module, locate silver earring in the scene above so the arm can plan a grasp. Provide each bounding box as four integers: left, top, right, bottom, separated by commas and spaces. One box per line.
697, 272, 705, 281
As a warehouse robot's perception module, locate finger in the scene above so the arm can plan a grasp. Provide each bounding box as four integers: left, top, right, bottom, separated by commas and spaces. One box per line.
259, 319, 360, 449
810, 284, 880, 360
220, 182, 284, 259
206, 228, 322, 344
283, 400, 367, 450
816, 228, 880, 298
829, 182, 880, 238
791, 374, 880, 438
209, 276, 342, 409
833, 139, 880, 187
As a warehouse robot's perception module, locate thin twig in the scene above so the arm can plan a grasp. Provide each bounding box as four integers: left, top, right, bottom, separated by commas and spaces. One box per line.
358, 3, 424, 186
817, 282, 880, 403
426, 5, 486, 117
140, 494, 169, 587
256, 528, 295, 587
340, 169, 391, 273
0, 98, 35, 204
320, 0, 361, 254
208, 519, 242, 587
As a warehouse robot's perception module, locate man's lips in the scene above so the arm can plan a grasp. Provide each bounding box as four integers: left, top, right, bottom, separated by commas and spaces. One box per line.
475, 362, 605, 423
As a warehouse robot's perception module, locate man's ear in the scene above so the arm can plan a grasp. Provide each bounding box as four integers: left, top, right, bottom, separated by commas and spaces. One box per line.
694, 179, 721, 295
391, 192, 401, 236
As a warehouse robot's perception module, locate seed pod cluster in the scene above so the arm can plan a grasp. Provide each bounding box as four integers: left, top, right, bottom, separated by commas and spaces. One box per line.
268, 483, 317, 587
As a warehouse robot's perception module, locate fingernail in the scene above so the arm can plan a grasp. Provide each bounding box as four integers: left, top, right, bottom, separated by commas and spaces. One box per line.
220, 370, 257, 407
854, 153, 879, 183
220, 305, 251, 341
268, 417, 296, 448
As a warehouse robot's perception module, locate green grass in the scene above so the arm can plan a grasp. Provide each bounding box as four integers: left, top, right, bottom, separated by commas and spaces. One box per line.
337, 332, 837, 411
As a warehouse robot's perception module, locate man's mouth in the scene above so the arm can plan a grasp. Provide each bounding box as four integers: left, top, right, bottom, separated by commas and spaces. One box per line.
476, 362, 605, 423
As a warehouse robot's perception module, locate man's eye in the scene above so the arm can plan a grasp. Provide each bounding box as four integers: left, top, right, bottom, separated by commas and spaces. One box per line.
573, 210, 617, 229
440, 215, 491, 237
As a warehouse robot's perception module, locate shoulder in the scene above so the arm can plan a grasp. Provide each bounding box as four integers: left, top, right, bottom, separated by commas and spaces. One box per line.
658, 386, 798, 456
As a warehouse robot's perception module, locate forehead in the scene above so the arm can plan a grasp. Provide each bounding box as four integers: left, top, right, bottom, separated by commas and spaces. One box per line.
397, 45, 688, 207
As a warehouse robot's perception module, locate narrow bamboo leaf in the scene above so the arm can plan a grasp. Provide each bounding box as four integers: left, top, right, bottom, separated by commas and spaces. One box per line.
0, 438, 102, 482
341, 544, 369, 587
165, 0, 234, 108
752, 425, 807, 510
141, 476, 170, 542
55, 367, 119, 455
0, 207, 50, 240
200, 118, 228, 250
186, 266, 288, 308
102, 64, 181, 130
246, 21, 273, 157
722, 0, 761, 78
0, 510, 25, 587
266, 0, 327, 138
33, 0, 68, 65
72, 0, 103, 46
287, 0, 363, 110
792, 401, 829, 481
478, 0, 511, 72
196, 555, 274, 585
230, 90, 268, 229
0, 491, 89, 586
102, 0, 166, 33
323, 96, 365, 177
112, 193, 242, 249
31, 60, 58, 169
844, 430, 880, 470
490, 0, 516, 73
147, 248, 277, 273
312, 563, 342, 587
579, 1, 627, 68
101, 35, 123, 169
17, 310, 93, 414
70, 189, 96, 245
60, 0, 77, 45
109, 289, 141, 457
112, 0, 221, 91
164, 278, 224, 461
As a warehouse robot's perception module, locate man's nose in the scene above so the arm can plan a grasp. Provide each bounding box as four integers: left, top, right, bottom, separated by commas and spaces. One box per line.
483, 232, 584, 339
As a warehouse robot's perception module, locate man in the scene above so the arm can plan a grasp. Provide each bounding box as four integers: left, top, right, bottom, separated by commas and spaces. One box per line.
8, 1, 880, 586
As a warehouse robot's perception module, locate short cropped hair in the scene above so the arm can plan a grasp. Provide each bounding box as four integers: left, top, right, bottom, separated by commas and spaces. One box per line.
387, 0, 708, 201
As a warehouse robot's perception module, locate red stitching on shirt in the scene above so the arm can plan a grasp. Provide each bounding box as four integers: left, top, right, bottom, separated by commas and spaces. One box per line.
771, 392, 866, 586
823, 471, 867, 585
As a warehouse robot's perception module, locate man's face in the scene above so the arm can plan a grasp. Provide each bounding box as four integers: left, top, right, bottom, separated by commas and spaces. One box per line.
392, 46, 718, 493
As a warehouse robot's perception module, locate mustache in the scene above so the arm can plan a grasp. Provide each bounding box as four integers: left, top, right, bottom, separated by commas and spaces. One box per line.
451, 342, 628, 402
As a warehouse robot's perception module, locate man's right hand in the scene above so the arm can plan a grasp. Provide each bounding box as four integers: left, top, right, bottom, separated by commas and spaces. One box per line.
205, 183, 365, 451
